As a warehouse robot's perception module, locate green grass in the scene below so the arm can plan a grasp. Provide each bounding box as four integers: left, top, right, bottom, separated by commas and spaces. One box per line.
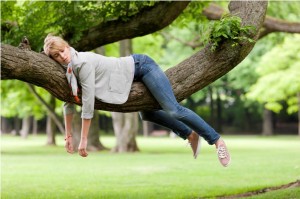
1, 135, 300, 199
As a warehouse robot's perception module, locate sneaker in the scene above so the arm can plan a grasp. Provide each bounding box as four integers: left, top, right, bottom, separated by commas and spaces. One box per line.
187, 131, 201, 159
216, 139, 231, 167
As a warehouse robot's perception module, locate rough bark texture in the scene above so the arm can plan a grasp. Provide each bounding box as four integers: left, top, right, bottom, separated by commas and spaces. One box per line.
71, 1, 190, 51
203, 3, 300, 39
1, 1, 268, 112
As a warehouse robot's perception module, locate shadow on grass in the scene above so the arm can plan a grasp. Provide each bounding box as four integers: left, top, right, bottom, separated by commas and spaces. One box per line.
216, 180, 300, 199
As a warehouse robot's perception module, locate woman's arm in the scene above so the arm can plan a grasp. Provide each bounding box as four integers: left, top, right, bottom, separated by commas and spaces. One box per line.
78, 118, 91, 157
76, 62, 95, 157
64, 113, 74, 154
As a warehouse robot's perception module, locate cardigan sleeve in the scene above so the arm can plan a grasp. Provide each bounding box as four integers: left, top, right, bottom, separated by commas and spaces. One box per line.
78, 62, 95, 119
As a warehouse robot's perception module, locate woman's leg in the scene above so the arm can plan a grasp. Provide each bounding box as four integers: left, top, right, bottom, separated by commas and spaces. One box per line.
140, 110, 201, 158
139, 110, 192, 140
136, 55, 220, 145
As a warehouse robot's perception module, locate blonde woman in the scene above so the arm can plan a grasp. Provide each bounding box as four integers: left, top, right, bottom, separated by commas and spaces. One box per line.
43, 35, 231, 167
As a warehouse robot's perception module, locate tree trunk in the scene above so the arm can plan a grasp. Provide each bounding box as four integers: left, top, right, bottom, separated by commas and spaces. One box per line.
32, 117, 38, 135
208, 86, 215, 127
1, 117, 12, 134
262, 108, 273, 136
111, 39, 139, 152
216, 89, 223, 133
46, 96, 56, 145
12, 116, 21, 136
0, 1, 268, 113
20, 116, 31, 138
143, 121, 154, 137
46, 115, 56, 145
297, 92, 300, 136
87, 113, 108, 151
71, 110, 107, 151
111, 112, 139, 152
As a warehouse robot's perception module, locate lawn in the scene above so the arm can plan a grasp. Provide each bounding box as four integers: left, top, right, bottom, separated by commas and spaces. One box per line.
1, 134, 300, 199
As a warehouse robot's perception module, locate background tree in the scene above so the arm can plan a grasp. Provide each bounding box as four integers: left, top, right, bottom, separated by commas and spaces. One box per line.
111, 39, 139, 152
1, 1, 300, 145
247, 35, 300, 135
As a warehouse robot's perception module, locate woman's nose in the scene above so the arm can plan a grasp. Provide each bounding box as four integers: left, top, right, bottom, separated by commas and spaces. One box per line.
59, 52, 65, 59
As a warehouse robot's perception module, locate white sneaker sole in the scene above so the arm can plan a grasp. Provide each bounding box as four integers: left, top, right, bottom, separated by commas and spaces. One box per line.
194, 136, 201, 159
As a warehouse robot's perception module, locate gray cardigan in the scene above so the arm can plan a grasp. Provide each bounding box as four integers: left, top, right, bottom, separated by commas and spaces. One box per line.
64, 47, 134, 119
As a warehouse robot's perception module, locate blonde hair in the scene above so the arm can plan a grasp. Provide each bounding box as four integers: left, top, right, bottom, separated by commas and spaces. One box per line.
43, 34, 69, 56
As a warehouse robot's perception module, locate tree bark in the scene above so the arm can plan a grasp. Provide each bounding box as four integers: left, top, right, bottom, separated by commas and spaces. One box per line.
87, 113, 107, 151
71, 110, 107, 151
71, 1, 190, 51
262, 108, 274, 136
46, 96, 56, 145
20, 116, 31, 138
0, 1, 268, 113
111, 112, 139, 152
203, 3, 300, 39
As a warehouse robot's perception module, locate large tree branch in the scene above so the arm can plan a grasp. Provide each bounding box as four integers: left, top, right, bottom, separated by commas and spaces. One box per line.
72, 1, 190, 51
203, 4, 300, 39
1, 1, 268, 112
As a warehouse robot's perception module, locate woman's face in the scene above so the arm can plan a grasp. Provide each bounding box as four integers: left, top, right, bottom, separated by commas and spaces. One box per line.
50, 46, 71, 65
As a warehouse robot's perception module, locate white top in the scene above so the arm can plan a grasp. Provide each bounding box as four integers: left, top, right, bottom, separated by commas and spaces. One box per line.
64, 47, 135, 119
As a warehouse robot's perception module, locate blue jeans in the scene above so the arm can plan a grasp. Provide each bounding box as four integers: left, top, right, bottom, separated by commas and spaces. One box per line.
132, 54, 220, 145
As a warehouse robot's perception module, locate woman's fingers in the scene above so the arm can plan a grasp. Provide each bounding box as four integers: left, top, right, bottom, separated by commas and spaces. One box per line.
65, 141, 74, 154
78, 148, 88, 157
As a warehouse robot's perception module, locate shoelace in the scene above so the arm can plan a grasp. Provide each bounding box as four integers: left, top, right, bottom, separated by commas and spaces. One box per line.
217, 146, 228, 159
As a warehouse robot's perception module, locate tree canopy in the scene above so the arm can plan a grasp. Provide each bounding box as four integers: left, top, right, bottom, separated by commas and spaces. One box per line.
1, 1, 269, 113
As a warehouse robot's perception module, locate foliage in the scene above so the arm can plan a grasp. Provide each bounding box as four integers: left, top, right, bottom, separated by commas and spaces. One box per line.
1, 81, 45, 118
247, 35, 300, 114
206, 15, 256, 52
267, 1, 300, 22
0, 80, 64, 119
171, 1, 209, 29
1, 1, 159, 51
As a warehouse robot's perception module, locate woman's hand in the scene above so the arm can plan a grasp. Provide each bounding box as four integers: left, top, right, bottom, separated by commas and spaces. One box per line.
78, 137, 88, 157
65, 134, 74, 154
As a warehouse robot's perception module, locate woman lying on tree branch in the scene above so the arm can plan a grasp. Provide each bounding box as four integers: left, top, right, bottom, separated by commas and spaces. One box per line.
43, 34, 231, 167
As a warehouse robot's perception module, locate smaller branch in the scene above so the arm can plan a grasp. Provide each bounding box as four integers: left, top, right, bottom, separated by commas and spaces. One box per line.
161, 32, 204, 49
259, 16, 300, 39
203, 3, 300, 39
27, 84, 65, 135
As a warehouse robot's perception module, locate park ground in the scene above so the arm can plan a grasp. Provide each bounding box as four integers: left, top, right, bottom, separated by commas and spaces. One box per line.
1, 135, 300, 199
